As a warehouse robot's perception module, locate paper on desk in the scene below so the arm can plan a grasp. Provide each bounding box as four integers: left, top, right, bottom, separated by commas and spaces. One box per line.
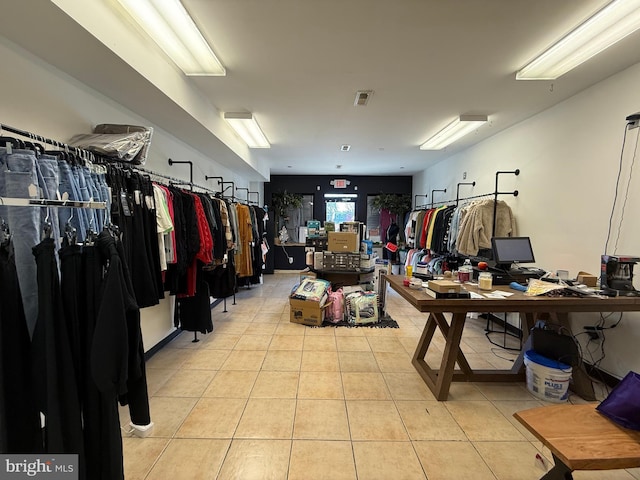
483, 290, 514, 299
469, 292, 484, 299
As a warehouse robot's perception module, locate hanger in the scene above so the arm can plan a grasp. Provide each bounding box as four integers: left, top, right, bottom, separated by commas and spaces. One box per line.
42, 210, 53, 240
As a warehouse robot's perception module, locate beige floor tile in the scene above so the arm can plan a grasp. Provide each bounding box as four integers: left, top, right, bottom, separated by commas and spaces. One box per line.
251, 312, 282, 323
491, 400, 546, 441
261, 350, 302, 371
145, 368, 177, 396
213, 321, 251, 335
201, 333, 241, 350
169, 331, 206, 349
250, 371, 299, 398
220, 350, 267, 370
383, 372, 436, 401
203, 370, 258, 398
398, 336, 419, 356
483, 352, 521, 370
235, 398, 296, 439
336, 336, 371, 351
122, 437, 169, 480
145, 396, 198, 437
153, 369, 216, 397
303, 335, 337, 351
474, 441, 550, 480
347, 400, 408, 441
338, 351, 380, 372
342, 372, 391, 400
475, 383, 535, 400
301, 350, 340, 371
573, 470, 638, 479
145, 347, 194, 370
464, 353, 498, 369
180, 348, 229, 370
373, 351, 415, 372
274, 322, 307, 335
626, 467, 640, 479
293, 399, 350, 440
366, 336, 406, 353
334, 326, 366, 336
176, 398, 246, 438
269, 334, 304, 350
217, 439, 291, 480
289, 440, 357, 480
413, 441, 496, 480
352, 441, 426, 480
445, 401, 526, 441
145, 438, 230, 480
298, 371, 344, 399
233, 334, 273, 351
244, 323, 278, 336
446, 383, 488, 400
304, 326, 336, 336
395, 401, 466, 440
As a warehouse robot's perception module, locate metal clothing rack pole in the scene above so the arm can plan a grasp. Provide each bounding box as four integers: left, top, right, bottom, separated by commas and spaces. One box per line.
167, 158, 199, 342
134, 167, 216, 194
456, 182, 476, 206
492, 169, 520, 238
236, 187, 249, 203
220, 181, 235, 200
414, 194, 428, 209
204, 176, 224, 193
248, 191, 260, 205
430, 189, 447, 208
0, 197, 106, 209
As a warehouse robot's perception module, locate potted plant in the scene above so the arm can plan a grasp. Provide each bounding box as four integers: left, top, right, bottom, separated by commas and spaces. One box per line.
271, 190, 303, 230
370, 193, 412, 221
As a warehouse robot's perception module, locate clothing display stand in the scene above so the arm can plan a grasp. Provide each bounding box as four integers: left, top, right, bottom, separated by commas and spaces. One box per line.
492, 169, 519, 237
414, 193, 428, 209
456, 181, 476, 205
430, 188, 447, 208
204, 175, 235, 310
248, 191, 260, 205
236, 187, 249, 203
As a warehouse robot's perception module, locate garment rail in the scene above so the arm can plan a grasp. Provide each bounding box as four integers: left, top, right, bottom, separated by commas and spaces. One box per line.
235, 187, 249, 203
414, 194, 428, 209
456, 182, 476, 206
220, 181, 235, 200
248, 191, 260, 206
493, 169, 519, 237
204, 176, 224, 193
0, 197, 106, 209
430, 189, 447, 208
134, 166, 217, 195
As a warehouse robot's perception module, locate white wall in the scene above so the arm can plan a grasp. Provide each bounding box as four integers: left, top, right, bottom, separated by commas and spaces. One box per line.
0, 35, 255, 351
415, 62, 640, 379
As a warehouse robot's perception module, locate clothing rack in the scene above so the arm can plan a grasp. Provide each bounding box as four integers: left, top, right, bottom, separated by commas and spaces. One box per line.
456, 182, 476, 206
414, 194, 428, 209
204, 176, 224, 193
430, 189, 447, 208
0, 197, 106, 209
492, 169, 519, 237
236, 187, 249, 203
248, 191, 260, 206
134, 166, 217, 195
220, 181, 235, 200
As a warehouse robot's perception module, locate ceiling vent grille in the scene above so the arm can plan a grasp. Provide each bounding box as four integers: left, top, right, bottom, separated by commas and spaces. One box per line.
354, 90, 373, 106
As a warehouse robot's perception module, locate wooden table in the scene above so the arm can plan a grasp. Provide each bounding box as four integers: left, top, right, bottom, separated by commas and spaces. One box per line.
514, 404, 640, 479
383, 274, 640, 401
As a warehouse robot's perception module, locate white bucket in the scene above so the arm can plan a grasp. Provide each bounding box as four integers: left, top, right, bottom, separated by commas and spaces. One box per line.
524, 350, 572, 403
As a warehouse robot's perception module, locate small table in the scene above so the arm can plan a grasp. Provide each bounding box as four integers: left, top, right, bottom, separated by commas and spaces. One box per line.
382, 274, 640, 401
514, 404, 640, 479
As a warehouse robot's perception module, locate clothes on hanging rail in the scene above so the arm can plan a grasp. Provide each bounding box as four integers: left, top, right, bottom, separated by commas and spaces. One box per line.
456, 199, 517, 256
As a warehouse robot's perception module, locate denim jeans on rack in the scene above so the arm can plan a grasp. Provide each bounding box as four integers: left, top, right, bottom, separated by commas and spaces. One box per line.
58, 160, 86, 242
36, 154, 61, 251
82, 166, 100, 232
72, 164, 92, 239
97, 169, 112, 225
2, 148, 41, 336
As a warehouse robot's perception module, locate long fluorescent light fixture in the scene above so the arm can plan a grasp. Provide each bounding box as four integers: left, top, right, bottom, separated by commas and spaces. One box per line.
224, 113, 271, 148
115, 0, 226, 76
517, 0, 640, 80
420, 115, 488, 150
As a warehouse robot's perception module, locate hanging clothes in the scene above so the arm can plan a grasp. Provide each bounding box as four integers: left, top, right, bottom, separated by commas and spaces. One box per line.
235, 203, 254, 278
456, 199, 517, 256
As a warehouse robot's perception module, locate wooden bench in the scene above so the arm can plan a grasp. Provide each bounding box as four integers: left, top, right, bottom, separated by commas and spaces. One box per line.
514, 404, 640, 480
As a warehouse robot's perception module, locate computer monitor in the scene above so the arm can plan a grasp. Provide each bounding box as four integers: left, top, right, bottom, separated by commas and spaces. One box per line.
491, 237, 535, 271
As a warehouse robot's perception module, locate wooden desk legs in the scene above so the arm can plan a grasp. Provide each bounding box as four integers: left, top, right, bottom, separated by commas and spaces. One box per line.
541, 454, 573, 480
412, 312, 468, 401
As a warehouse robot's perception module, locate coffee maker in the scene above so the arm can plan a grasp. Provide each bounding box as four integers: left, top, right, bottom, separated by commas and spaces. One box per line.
600, 255, 640, 295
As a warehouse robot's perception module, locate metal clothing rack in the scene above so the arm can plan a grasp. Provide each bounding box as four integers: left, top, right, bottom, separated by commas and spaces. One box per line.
248, 191, 260, 206
429, 189, 447, 208
236, 187, 249, 203
0, 197, 105, 209
414, 194, 428, 209
492, 169, 519, 237
456, 181, 476, 206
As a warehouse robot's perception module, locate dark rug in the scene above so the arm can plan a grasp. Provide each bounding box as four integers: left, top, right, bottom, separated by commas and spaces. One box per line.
315, 313, 399, 328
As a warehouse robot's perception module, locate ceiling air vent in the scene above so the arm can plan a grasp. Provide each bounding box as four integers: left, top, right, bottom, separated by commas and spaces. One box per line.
354, 90, 373, 106
340, 144, 351, 151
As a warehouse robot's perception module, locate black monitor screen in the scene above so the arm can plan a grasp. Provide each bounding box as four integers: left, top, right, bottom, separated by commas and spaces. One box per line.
491, 237, 535, 267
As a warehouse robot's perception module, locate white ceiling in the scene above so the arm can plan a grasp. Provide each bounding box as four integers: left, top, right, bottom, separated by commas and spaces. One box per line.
2, 0, 640, 180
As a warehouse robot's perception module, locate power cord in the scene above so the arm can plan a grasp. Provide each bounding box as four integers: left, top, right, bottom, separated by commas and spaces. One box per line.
604, 121, 631, 254
613, 127, 640, 253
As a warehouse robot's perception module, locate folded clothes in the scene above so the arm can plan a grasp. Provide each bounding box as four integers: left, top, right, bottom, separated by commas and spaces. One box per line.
290, 278, 331, 303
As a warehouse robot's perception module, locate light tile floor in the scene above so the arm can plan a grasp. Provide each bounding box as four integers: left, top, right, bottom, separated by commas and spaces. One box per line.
122, 272, 640, 480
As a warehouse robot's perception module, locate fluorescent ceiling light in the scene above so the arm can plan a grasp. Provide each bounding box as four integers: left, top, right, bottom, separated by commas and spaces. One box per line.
420, 115, 488, 150
324, 194, 358, 198
517, 0, 640, 80
224, 112, 271, 148
114, 0, 225, 76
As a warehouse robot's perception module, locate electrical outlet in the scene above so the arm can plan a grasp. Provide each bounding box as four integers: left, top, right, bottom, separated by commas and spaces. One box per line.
463, 171, 467, 179
288, 257, 294, 264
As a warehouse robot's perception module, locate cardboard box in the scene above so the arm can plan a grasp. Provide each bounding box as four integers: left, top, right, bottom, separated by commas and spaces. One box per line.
577, 271, 598, 287
328, 232, 359, 252
289, 298, 330, 326
427, 280, 462, 293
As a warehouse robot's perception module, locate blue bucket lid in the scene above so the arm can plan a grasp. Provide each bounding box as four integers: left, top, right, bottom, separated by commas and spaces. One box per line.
524, 350, 571, 371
